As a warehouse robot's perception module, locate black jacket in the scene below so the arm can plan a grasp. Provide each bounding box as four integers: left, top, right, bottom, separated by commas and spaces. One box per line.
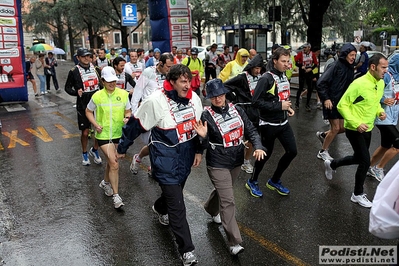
64, 63, 103, 110
201, 103, 264, 169
317, 43, 356, 105
224, 54, 265, 124
252, 67, 289, 124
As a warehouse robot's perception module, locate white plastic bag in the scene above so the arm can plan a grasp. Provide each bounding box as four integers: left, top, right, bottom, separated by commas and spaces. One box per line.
369, 160, 399, 239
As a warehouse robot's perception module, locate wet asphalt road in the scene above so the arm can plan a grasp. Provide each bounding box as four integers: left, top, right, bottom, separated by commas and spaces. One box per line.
0, 61, 397, 266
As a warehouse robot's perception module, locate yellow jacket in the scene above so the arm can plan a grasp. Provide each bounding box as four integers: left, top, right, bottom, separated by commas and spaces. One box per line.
218, 48, 249, 82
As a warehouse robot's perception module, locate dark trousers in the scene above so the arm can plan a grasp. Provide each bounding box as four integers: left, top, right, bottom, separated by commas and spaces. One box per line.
153, 183, 195, 255
46, 73, 59, 91
330, 129, 371, 195
251, 122, 297, 183
296, 70, 313, 106
205, 66, 216, 83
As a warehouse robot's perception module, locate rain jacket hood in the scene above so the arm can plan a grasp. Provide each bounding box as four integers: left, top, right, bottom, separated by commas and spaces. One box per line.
386, 54, 399, 82
235, 48, 249, 67
338, 43, 357, 67
243, 54, 265, 73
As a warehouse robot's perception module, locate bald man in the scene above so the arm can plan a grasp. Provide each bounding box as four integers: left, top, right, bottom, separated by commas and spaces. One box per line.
249, 49, 257, 61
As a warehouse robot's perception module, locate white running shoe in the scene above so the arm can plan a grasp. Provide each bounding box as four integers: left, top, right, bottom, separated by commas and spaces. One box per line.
99, 180, 113, 197
212, 214, 222, 224
89, 147, 102, 164
82, 153, 90, 166
350, 193, 372, 208
317, 150, 333, 161
181, 251, 198, 266
130, 154, 141, 174
113, 194, 124, 209
372, 166, 385, 182
366, 166, 377, 178
324, 160, 334, 180
229, 244, 245, 255
241, 162, 253, 174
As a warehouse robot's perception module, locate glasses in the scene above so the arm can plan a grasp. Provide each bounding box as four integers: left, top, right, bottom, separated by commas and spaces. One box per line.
211, 94, 225, 100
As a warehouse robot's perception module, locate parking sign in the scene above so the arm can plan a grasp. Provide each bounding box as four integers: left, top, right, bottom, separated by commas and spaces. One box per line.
121, 3, 137, 26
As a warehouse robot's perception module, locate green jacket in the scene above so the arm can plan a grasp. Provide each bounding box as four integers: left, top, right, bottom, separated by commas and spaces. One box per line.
337, 72, 385, 132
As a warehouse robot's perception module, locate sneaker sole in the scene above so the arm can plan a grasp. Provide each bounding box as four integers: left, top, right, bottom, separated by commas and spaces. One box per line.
82, 162, 90, 166
89, 151, 102, 164
114, 202, 124, 209
130, 164, 138, 174
244, 183, 262, 198
266, 183, 289, 196
317, 153, 333, 161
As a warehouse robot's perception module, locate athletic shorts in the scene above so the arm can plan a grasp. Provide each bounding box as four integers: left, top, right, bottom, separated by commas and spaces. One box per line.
97, 138, 120, 147
322, 106, 343, 120
376, 124, 399, 148
77, 109, 91, 130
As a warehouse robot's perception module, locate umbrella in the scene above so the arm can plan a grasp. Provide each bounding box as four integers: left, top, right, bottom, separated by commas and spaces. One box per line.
30, 43, 53, 52
51, 47, 65, 55
360, 41, 376, 51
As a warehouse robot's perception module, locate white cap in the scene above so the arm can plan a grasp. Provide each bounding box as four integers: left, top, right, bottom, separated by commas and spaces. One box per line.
101, 66, 118, 82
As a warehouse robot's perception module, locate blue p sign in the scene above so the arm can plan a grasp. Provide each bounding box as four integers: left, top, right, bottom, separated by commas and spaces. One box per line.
121, 3, 137, 26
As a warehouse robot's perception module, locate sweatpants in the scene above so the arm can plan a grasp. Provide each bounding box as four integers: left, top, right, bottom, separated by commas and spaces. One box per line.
204, 166, 242, 246
153, 183, 195, 255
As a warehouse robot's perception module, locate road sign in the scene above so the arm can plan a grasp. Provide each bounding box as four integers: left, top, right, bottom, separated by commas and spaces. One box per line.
121, 3, 137, 26
380, 31, 387, 40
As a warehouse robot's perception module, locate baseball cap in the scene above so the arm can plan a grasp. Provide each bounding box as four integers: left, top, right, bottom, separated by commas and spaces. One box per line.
76, 48, 91, 57
101, 66, 118, 82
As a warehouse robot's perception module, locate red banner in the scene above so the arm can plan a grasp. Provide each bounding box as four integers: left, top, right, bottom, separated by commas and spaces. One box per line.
0, 0, 25, 90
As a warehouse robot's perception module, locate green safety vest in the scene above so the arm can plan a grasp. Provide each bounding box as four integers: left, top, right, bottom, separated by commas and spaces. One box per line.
91, 88, 129, 140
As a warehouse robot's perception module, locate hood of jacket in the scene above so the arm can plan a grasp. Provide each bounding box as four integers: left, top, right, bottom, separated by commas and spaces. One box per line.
388, 54, 399, 81
338, 43, 357, 67
235, 48, 249, 67
243, 54, 265, 73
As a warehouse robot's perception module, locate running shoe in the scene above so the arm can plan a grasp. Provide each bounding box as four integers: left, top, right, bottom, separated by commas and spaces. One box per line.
82, 153, 90, 166
89, 147, 102, 164
152, 205, 169, 225
245, 179, 263, 197
305, 105, 311, 112
317, 150, 333, 161
241, 162, 253, 174
99, 180, 113, 196
266, 179, 290, 195
113, 194, 124, 209
212, 214, 222, 224
324, 159, 334, 180
350, 193, 372, 208
230, 244, 245, 255
367, 167, 377, 178
372, 166, 385, 182
316, 131, 325, 145
181, 251, 198, 266
130, 154, 141, 174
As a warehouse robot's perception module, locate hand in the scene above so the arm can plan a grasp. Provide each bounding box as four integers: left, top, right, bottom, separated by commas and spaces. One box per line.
384, 98, 395, 106
379, 112, 387, 120
253, 149, 267, 161
78, 89, 83, 97
192, 153, 202, 167
194, 120, 207, 138
357, 123, 369, 133
287, 107, 295, 116
123, 117, 130, 124
324, 99, 333, 110
94, 125, 103, 133
282, 100, 292, 110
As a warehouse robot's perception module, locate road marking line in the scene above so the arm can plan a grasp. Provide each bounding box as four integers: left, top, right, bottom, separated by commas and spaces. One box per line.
26, 126, 53, 142
183, 190, 310, 266
52, 111, 77, 126
238, 223, 311, 266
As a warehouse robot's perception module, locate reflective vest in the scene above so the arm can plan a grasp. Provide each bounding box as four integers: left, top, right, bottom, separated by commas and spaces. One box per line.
91, 88, 129, 140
